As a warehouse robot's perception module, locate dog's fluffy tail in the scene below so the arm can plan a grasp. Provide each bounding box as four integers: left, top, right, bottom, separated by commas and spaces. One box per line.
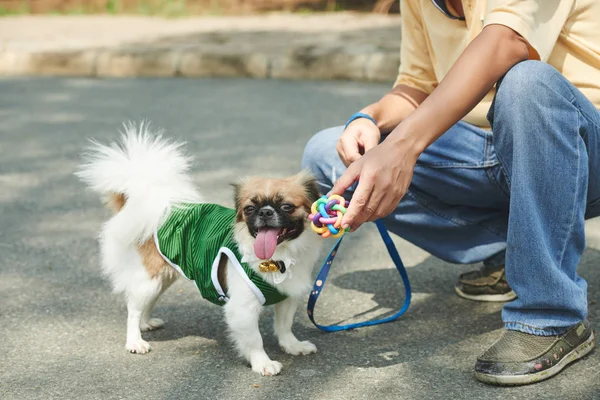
76, 122, 202, 244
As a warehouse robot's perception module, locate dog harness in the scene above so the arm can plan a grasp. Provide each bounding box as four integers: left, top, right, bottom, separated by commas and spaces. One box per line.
154, 203, 288, 306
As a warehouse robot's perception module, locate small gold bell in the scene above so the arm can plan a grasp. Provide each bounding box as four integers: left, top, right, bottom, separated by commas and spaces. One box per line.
259, 262, 270, 273
268, 262, 279, 272
259, 260, 281, 273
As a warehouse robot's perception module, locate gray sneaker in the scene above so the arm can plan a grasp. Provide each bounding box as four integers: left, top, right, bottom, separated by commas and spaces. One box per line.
455, 265, 517, 302
475, 320, 595, 386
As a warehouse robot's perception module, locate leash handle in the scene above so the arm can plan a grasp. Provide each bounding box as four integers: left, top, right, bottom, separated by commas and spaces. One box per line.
306, 219, 411, 332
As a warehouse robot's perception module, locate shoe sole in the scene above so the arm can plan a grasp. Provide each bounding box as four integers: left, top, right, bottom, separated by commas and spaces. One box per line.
455, 286, 517, 302
475, 331, 596, 386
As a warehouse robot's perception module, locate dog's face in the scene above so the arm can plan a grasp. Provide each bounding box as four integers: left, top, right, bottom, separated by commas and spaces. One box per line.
233, 171, 320, 260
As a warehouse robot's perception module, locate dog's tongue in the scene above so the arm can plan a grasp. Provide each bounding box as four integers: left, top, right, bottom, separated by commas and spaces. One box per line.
254, 228, 280, 260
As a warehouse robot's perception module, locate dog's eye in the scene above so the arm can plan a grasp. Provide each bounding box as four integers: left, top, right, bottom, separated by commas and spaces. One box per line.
243, 205, 255, 215
280, 203, 296, 213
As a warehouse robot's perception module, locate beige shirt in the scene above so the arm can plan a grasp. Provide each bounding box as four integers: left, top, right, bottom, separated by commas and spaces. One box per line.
394, 0, 600, 128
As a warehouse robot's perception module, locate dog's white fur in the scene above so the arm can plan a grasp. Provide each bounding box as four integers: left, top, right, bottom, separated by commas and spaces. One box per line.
77, 123, 322, 376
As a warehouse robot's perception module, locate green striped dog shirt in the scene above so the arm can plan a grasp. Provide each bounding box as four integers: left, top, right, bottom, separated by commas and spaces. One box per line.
154, 203, 288, 306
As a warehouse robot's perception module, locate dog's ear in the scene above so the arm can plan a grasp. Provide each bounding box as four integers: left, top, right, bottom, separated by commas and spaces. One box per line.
230, 182, 243, 221
294, 170, 321, 207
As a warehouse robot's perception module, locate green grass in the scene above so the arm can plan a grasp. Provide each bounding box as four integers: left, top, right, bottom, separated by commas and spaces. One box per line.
0, 0, 192, 17
0, 0, 368, 17
0, 2, 30, 16
296, 7, 313, 15
105, 0, 119, 14
136, 0, 190, 17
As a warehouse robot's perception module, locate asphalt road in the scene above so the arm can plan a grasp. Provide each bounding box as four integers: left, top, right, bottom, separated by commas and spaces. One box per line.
1, 77, 599, 400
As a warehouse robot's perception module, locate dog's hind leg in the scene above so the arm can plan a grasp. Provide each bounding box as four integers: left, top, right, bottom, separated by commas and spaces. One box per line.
140, 298, 165, 332
139, 291, 165, 332
139, 269, 178, 331
137, 239, 178, 332
125, 269, 165, 354
100, 236, 159, 354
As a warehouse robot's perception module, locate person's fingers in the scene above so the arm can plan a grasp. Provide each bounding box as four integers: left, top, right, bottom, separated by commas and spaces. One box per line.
359, 129, 380, 154
361, 175, 387, 220
341, 172, 375, 231
338, 133, 362, 166
329, 160, 361, 197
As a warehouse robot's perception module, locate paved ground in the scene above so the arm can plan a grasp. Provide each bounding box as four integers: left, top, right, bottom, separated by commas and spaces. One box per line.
1, 77, 599, 400
0, 14, 401, 80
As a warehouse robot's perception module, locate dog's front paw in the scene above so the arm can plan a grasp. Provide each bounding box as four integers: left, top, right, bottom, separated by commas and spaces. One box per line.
140, 318, 165, 331
126, 339, 152, 354
280, 340, 317, 356
252, 359, 283, 376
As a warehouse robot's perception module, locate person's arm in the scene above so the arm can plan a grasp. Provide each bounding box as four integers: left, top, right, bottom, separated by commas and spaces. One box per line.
336, 0, 434, 167
331, 24, 529, 230
393, 24, 529, 153
362, 85, 430, 133
337, 86, 428, 166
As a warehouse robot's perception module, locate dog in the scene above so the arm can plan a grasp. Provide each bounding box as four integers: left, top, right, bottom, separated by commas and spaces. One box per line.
77, 123, 323, 376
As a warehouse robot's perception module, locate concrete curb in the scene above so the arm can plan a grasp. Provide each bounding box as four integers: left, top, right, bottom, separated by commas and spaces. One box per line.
0, 15, 402, 82
0, 47, 400, 82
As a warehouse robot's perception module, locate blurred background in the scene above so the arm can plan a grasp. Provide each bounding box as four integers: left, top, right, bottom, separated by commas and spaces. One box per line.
0, 0, 400, 16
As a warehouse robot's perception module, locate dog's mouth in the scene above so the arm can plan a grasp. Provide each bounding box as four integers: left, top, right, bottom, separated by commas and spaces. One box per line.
252, 227, 298, 260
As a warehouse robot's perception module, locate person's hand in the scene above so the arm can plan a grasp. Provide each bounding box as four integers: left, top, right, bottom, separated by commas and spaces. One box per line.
336, 118, 381, 167
329, 136, 420, 231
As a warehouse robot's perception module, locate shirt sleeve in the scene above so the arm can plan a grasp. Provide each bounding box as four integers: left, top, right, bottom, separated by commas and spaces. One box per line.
393, 0, 437, 94
484, 0, 574, 62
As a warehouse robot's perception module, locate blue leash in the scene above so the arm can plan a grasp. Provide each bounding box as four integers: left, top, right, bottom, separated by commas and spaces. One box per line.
307, 219, 412, 332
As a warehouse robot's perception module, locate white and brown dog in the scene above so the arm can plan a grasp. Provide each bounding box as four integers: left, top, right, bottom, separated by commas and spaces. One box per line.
77, 123, 323, 376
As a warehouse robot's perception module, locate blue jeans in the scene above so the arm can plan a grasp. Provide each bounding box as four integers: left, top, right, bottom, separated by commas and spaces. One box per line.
301, 61, 600, 335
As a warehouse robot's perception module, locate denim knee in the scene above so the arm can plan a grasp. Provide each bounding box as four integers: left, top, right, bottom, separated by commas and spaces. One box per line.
301, 132, 324, 173
487, 61, 578, 171
301, 126, 344, 188
488, 60, 570, 126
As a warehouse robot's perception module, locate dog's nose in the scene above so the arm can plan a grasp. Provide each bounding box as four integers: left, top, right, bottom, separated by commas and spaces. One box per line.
258, 206, 275, 219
